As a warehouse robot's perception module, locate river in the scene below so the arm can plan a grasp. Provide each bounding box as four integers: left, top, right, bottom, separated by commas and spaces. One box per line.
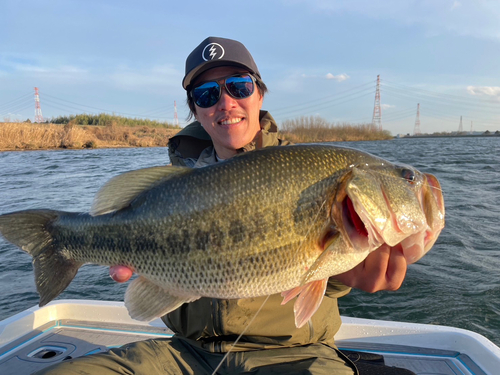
0, 137, 499, 345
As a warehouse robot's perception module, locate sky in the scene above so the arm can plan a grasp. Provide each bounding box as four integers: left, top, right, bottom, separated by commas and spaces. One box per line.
1, 0, 500, 136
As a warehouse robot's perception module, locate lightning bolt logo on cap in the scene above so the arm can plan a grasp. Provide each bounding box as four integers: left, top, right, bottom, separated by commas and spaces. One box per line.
183, 37, 261, 89
202, 43, 225, 61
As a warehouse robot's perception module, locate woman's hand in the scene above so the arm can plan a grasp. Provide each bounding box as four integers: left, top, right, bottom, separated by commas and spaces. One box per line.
333, 244, 408, 293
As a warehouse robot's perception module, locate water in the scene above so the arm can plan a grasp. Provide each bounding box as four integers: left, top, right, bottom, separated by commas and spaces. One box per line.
0, 138, 499, 346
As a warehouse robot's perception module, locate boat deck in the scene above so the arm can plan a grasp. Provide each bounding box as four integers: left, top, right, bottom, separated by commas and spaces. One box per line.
0, 318, 486, 375
338, 341, 486, 375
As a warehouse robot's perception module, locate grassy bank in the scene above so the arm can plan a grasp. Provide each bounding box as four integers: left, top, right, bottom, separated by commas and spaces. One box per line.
279, 116, 393, 142
0, 122, 180, 151
1, 115, 393, 151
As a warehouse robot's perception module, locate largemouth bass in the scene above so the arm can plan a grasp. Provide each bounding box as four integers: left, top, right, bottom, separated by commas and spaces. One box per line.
0, 144, 445, 328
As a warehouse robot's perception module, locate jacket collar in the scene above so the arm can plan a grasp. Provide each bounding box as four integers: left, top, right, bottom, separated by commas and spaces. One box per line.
169, 111, 282, 168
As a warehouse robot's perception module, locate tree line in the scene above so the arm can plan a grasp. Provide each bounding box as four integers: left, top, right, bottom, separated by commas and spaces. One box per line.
47, 113, 179, 129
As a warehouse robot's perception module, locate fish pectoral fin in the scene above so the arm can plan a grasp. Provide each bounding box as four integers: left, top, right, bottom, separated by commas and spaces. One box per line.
125, 276, 199, 322
90, 165, 191, 216
285, 233, 339, 328
301, 231, 341, 286
281, 286, 302, 305
285, 278, 328, 328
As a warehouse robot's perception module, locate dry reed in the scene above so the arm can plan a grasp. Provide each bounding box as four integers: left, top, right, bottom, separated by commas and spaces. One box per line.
279, 116, 393, 143
1, 116, 393, 152
0, 123, 180, 151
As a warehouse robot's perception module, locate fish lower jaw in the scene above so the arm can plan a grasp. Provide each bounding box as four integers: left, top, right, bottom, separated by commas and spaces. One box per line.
343, 214, 385, 254
346, 220, 427, 264
346, 229, 374, 253
398, 231, 426, 264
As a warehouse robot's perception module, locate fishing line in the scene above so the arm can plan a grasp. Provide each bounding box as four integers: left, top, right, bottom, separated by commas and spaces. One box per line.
426, 183, 443, 193
211, 295, 271, 375
211, 199, 329, 374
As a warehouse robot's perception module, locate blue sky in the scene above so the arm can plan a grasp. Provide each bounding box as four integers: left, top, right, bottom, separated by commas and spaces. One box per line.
1, 0, 499, 135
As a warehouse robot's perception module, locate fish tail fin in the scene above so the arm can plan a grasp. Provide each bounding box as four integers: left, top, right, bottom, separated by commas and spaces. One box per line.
0, 210, 82, 306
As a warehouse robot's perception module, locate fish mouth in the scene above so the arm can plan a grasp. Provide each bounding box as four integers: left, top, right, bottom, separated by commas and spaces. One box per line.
343, 196, 368, 238
340, 194, 380, 253
336, 170, 445, 264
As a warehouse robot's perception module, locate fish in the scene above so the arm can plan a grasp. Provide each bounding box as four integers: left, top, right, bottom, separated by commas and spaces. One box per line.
0, 144, 445, 328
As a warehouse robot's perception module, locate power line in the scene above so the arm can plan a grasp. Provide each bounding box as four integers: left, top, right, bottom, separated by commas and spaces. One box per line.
0, 94, 33, 112
271, 80, 375, 116
383, 79, 500, 107
0, 99, 33, 115
40, 92, 174, 120
382, 80, 500, 112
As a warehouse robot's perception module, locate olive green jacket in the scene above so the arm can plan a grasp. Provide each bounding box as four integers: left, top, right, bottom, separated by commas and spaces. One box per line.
164, 111, 351, 353
168, 111, 292, 167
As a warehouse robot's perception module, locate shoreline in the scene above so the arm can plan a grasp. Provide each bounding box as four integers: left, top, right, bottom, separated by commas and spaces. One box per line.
399, 133, 500, 139
0, 122, 181, 152
0, 121, 393, 152
0, 144, 170, 152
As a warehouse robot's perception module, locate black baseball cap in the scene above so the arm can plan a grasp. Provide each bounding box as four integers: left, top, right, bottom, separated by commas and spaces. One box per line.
182, 36, 261, 90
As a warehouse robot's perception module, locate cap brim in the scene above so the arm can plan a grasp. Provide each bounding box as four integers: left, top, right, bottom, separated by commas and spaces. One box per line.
183, 61, 259, 90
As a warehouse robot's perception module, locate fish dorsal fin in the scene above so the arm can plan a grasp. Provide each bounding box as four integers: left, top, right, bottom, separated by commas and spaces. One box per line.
90, 165, 190, 216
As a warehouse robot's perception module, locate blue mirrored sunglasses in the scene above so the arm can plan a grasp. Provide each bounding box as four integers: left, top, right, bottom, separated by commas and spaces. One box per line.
191, 74, 255, 108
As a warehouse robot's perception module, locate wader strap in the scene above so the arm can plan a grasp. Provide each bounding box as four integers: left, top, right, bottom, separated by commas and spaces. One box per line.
339, 349, 418, 375
335, 349, 359, 375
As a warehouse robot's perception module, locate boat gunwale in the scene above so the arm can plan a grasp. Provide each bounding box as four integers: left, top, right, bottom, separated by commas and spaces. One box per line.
1, 299, 499, 375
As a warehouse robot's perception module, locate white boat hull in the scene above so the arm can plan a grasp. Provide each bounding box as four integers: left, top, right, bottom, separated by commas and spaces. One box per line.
1, 300, 499, 374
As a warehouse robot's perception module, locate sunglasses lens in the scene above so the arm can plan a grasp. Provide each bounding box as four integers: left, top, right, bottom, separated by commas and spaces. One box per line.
192, 81, 221, 108
192, 75, 255, 108
226, 75, 254, 99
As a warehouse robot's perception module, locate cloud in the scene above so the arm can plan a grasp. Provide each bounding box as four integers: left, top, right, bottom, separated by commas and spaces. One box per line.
467, 86, 500, 97
5, 58, 87, 76
451, 1, 461, 10
326, 73, 349, 82
381, 104, 395, 110
13, 64, 48, 73
283, 0, 500, 39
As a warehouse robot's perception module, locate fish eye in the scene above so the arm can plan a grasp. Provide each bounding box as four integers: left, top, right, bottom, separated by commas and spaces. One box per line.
401, 168, 416, 184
